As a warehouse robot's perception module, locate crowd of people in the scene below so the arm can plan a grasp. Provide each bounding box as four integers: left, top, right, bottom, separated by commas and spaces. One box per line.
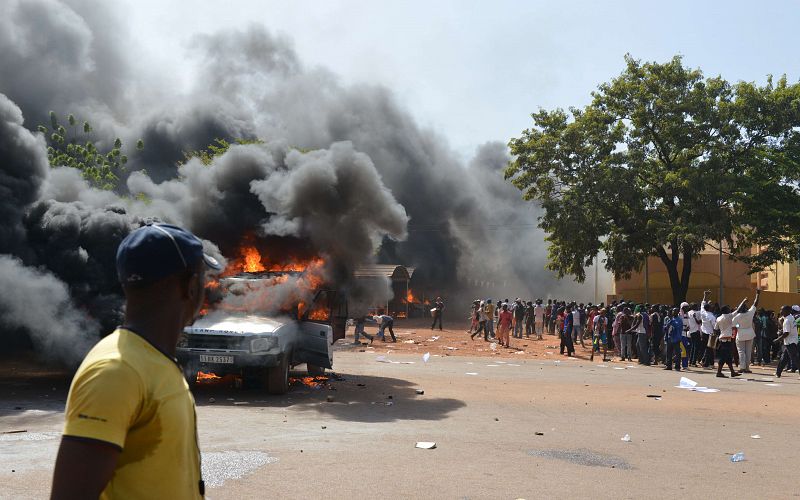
466, 289, 800, 378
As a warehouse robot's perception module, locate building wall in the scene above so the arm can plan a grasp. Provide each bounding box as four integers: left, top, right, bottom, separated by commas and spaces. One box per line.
611, 251, 755, 305
757, 261, 800, 294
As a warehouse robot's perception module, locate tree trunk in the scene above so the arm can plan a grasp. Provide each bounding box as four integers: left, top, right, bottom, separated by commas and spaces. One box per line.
655, 246, 693, 304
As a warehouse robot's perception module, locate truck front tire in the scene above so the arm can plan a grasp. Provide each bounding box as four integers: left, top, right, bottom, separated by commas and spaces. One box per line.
266, 353, 290, 395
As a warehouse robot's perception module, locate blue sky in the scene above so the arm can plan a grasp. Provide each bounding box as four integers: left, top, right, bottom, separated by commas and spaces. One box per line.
128, 0, 800, 160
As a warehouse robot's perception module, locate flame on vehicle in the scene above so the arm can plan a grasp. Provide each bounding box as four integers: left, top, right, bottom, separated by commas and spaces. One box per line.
200, 234, 330, 320
197, 371, 222, 382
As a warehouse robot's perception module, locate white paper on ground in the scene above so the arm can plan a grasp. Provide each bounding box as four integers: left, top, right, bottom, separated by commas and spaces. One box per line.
677, 377, 698, 388
422, 352, 431, 363
765, 383, 782, 387
465, 372, 478, 375
691, 387, 719, 393
415, 442, 437, 449
376, 356, 389, 363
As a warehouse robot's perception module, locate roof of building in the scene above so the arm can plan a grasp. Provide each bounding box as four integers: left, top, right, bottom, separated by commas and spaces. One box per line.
354, 265, 415, 280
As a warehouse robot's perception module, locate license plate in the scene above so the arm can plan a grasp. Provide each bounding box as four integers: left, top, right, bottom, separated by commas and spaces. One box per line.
200, 355, 234, 364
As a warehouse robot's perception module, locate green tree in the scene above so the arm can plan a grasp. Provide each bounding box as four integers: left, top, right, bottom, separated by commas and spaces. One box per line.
38, 112, 144, 190
179, 137, 264, 166
506, 55, 800, 304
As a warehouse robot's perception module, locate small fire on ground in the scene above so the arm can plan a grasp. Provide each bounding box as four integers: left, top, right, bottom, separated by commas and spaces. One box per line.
289, 376, 330, 389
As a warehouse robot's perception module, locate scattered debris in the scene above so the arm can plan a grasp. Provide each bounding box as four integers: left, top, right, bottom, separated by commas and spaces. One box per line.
621, 434, 631, 442
321, 426, 327, 429
465, 372, 478, 376
676, 377, 719, 393
415, 442, 437, 449
534, 432, 544, 436
750, 434, 761, 439
494, 417, 499, 421
443, 346, 458, 350
415, 389, 425, 395
646, 394, 661, 398
357, 383, 366, 387
208, 397, 216, 403
423, 352, 431, 363
326, 396, 334, 402
490, 343, 497, 351
730, 452, 745, 462
233, 401, 249, 406
1, 430, 27, 435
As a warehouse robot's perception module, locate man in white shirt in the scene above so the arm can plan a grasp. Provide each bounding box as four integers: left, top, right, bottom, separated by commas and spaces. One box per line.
733, 289, 761, 373
571, 305, 583, 347
715, 304, 740, 378
776, 305, 799, 378
533, 299, 546, 340
686, 303, 703, 366
700, 292, 718, 367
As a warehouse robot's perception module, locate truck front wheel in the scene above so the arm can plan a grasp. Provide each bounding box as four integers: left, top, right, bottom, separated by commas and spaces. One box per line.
266, 353, 290, 395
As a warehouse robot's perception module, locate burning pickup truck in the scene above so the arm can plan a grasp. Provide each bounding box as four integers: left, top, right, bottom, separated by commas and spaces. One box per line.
177, 269, 347, 395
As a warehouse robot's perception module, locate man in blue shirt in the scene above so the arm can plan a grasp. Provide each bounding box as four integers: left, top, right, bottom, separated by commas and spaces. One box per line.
664, 308, 683, 371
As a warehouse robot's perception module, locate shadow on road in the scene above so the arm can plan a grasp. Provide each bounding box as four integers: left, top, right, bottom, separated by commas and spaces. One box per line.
193, 370, 466, 423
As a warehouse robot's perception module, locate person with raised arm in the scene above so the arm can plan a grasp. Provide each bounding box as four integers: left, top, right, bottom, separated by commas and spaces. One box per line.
733, 289, 761, 373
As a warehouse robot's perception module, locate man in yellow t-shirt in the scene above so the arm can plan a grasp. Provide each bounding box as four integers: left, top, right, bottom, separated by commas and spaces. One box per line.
51, 223, 221, 499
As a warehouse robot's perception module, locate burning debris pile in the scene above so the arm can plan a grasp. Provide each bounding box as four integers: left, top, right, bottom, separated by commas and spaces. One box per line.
0, 0, 595, 364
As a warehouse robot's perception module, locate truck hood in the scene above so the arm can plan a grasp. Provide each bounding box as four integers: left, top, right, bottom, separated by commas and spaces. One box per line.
185, 313, 290, 335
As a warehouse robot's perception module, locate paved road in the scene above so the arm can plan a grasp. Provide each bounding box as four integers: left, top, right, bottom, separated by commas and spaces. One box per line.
1, 350, 798, 499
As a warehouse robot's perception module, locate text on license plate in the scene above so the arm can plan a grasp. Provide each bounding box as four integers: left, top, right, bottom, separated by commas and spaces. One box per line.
200, 355, 234, 364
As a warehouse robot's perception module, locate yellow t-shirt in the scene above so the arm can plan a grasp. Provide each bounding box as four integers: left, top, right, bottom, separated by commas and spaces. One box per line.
63, 328, 203, 499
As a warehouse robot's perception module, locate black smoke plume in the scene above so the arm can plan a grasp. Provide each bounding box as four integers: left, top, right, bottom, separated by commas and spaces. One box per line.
0, 1, 595, 363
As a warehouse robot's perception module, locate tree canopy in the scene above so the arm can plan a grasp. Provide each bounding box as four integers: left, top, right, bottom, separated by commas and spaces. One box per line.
506, 55, 800, 303
38, 112, 143, 190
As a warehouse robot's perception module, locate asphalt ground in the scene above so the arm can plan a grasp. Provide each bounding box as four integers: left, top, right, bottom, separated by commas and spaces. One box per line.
1, 338, 798, 500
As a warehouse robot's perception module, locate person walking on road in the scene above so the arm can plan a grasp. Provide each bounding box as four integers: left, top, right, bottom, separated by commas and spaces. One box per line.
513, 298, 525, 339
497, 303, 513, 348
484, 299, 495, 340
431, 297, 445, 331
51, 223, 221, 499
776, 305, 799, 378
534, 299, 546, 340
664, 308, 683, 371
561, 305, 576, 357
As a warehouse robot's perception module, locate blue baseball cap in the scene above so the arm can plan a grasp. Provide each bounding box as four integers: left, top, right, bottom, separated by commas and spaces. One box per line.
116, 223, 222, 284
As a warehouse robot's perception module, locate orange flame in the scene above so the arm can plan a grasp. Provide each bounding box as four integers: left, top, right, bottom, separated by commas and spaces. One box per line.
242, 246, 266, 272
197, 371, 221, 381
290, 375, 329, 388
